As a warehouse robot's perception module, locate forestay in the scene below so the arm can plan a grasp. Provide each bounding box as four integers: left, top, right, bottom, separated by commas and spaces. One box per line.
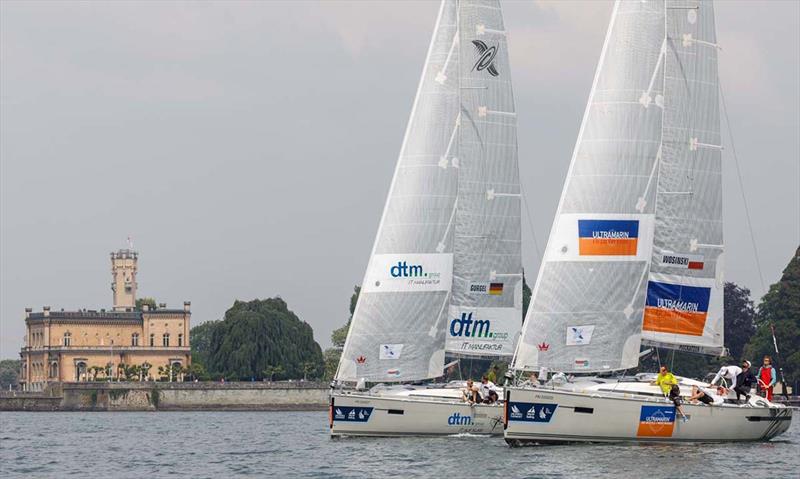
642, 0, 724, 355
513, 0, 666, 373
337, 0, 522, 383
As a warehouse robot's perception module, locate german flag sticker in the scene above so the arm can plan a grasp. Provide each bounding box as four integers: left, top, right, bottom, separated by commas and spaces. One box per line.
489, 283, 504, 295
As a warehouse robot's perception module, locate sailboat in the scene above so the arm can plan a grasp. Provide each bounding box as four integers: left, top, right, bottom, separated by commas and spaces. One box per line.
330, 0, 523, 437
504, 0, 792, 444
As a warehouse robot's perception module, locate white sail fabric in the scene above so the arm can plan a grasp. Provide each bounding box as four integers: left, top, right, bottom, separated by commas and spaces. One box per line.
513, 0, 666, 373
446, 1, 522, 357
641, 1, 724, 354
336, 0, 457, 383
337, 0, 521, 381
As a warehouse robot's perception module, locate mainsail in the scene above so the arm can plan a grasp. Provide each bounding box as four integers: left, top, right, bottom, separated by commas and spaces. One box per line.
513, 0, 725, 374
337, 0, 521, 383
513, 0, 666, 373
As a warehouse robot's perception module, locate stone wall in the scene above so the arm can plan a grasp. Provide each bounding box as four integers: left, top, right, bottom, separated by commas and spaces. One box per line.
0, 382, 329, 411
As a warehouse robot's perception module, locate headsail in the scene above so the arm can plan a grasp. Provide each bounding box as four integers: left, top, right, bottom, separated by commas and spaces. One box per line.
513, 0, 666, 373
337, 0, 521, 382
447, 1, 522, 357
642, 1, 724, 355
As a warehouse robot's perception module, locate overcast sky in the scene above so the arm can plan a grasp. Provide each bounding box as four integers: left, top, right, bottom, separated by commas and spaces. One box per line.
1, 1, 798, 359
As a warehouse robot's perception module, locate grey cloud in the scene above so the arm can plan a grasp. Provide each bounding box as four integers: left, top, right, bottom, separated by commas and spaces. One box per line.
1, 1, 797, 358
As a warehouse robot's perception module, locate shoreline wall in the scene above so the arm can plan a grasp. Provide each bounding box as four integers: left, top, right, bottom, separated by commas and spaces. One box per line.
0, 381, 329, 412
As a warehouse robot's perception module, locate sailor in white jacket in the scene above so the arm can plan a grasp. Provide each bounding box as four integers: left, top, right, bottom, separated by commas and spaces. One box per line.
710, 365, 742, 390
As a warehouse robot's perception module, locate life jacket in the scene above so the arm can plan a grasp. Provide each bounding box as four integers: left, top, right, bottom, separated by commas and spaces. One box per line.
759, 366, 773, 387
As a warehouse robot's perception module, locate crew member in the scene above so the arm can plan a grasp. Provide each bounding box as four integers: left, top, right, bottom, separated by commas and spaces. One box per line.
757, 356, 778, 402
479, 375, 498, 404
651, 365, 678, 396
689, 385, 723, 406
463, 379, 479, 404
668, 384, 687, 422
734, 360, 755, 403
709, 364, 742, 394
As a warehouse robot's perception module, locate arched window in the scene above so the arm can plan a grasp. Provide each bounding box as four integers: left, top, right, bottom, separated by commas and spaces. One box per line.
131, 333, 139, 346
63, 332, 71, 347
49, 362, 58, 379
149, 334, 155, 347
178, 334, 183, 347
162, 333, 170, 347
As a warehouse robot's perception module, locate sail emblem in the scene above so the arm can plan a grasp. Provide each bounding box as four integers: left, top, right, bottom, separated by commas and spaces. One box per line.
471, 40, 499, 77
566, 325, 595, 346
356, 355, 366, 364
537, 342, 550, 352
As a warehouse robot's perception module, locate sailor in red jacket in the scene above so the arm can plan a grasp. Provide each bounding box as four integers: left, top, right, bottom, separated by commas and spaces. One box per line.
757, 355, 778, 402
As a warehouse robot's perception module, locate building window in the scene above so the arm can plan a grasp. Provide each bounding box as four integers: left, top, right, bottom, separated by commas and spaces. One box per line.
178, 334, 183, 347
131, 333, 139, 346
63, 332, 71, 347
49, 362, 58, 378
149, 334, 155, 347
162, 333, 170, 347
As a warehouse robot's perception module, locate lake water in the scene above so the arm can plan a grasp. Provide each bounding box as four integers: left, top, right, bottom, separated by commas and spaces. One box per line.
1, 411, 798, 478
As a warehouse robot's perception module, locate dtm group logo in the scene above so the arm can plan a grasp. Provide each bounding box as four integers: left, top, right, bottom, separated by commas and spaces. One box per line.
390, 261, 425, 278
450, 312, 492, 338
447, 412, 473, 426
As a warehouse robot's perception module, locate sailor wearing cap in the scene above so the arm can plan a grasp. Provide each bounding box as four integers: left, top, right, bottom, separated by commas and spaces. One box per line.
733, 360, 756, 403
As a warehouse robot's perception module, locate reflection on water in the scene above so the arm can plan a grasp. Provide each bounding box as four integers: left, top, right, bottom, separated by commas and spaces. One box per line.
0, 411, 797, 478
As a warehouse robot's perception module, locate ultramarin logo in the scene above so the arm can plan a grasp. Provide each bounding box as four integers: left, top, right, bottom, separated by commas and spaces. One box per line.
471, 40, 499, 77
390, 261, 425, 278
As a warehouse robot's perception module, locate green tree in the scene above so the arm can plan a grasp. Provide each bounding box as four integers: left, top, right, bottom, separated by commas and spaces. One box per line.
522, 271, 532, 321
323, 286, 360, 381
89, 365, 105, 381
186, 363, 208, 381
723, 282, 757, 359
745, 246, 800, 389
0, 359, 20, 390
262, 364, 285, 381
135, 297, 157, 311
205, 297, 324, 380
189, 320, 219, 371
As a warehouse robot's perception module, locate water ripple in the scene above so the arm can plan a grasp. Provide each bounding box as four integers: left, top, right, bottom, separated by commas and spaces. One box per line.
0, 411, 797, 478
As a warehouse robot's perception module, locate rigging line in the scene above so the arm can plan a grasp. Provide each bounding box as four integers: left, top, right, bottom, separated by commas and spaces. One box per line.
669, 348, 675, 373
719, 81, 766, 292
519, 183, 541, 258
656, 347, 662, 369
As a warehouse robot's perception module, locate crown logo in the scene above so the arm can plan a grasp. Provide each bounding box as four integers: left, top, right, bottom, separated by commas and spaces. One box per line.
356, 355, 366, 364
537, 342, 550, 352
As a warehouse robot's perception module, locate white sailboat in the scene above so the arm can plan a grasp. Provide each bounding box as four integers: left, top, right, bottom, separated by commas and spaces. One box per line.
504, 0, 792, 444
330, 0, 522, 437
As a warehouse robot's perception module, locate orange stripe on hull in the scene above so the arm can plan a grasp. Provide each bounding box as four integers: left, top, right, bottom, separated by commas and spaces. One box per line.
637, 421, 675, 437
643, 307, 707, 336
578, 238, 638, 256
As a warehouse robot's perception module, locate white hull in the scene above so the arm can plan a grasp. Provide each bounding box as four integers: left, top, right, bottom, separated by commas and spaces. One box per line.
504, 383, 792, 445
330, 387, 503, 437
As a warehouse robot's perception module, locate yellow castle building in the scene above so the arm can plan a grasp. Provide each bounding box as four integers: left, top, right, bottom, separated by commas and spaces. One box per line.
20, 249, 191, 391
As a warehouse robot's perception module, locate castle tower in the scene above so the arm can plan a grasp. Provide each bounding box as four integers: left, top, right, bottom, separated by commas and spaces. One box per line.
111, 249, 138, 311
